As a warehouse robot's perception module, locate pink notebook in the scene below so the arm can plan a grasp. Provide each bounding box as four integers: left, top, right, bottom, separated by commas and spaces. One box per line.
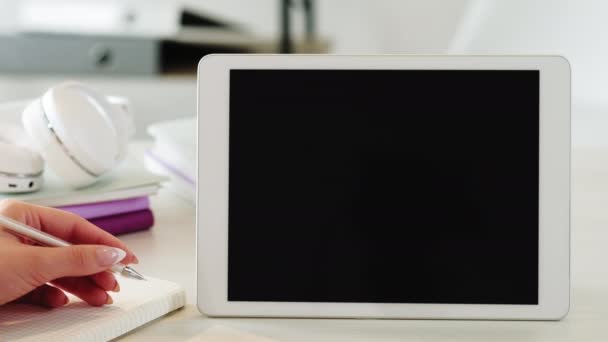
57, 197, 150, 220
90, 209, 154, 236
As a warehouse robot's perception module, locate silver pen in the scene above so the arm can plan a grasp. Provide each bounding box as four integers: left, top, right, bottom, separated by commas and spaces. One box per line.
0, 214, 145, 280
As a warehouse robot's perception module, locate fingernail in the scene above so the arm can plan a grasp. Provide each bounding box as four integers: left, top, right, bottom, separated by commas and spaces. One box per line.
113, 281, 120, 292
63, 296, 69, 306
106, 295, 114, 305
96, 247, 127, 266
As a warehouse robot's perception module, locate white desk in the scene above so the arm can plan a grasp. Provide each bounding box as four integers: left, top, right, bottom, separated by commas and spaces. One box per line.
119, 143, 608, 341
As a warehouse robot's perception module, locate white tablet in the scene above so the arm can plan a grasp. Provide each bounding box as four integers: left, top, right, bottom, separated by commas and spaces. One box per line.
196, 55, 570, 320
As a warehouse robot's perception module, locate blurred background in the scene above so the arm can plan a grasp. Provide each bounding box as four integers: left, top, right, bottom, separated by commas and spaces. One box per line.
0, 0, 605, 145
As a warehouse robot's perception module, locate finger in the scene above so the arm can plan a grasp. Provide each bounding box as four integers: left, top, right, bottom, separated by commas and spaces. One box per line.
52, 277, 112, 306
0, 200, 138, 264
0, 229, 21, 244
25, 245, 126, 282
90, 271, 120, 292
16, 284, 68, 308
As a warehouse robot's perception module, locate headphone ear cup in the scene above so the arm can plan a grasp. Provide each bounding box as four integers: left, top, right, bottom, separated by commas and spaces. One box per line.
0, 141, 44, 193
22, 99, 98, 188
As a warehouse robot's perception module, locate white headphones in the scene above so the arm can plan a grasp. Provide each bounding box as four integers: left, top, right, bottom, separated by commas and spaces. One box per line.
0, 81, 135, 193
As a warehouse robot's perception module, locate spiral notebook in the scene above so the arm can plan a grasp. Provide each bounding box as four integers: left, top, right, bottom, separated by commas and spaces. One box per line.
0, 276, 186, 341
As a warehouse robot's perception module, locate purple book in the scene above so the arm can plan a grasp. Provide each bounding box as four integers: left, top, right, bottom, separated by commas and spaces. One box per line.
56, 197, 150, 220
90, 209, 154, 236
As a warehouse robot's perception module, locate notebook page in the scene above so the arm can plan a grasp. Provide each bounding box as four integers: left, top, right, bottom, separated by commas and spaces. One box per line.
0, 276, 186, 342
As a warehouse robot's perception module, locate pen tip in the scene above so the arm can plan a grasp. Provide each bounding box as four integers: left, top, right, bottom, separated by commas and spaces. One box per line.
123, 266, 146, 280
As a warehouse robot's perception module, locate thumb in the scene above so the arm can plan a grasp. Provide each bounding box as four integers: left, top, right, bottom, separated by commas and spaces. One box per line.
27, 245, 126, 283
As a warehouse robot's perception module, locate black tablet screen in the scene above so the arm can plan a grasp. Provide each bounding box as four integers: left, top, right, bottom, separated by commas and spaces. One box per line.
228, 69, 539, 305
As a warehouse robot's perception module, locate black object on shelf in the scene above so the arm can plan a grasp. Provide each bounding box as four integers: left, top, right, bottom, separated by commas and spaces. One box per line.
303, 0, 315, 42
280, 0, 316, 53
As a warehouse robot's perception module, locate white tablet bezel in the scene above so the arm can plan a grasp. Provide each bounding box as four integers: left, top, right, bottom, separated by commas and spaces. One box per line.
196, 55, 570, 320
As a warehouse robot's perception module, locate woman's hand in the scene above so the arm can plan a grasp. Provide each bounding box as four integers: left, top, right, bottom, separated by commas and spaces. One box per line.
0, 199, 138, 308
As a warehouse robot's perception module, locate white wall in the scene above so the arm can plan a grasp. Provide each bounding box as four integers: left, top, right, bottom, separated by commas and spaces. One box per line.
450, 0, 608, 107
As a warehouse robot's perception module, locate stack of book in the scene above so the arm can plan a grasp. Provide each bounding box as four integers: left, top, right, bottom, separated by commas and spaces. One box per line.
0, 156, 167, 235
56, 197, 154, 236
145, 117, 196, 204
